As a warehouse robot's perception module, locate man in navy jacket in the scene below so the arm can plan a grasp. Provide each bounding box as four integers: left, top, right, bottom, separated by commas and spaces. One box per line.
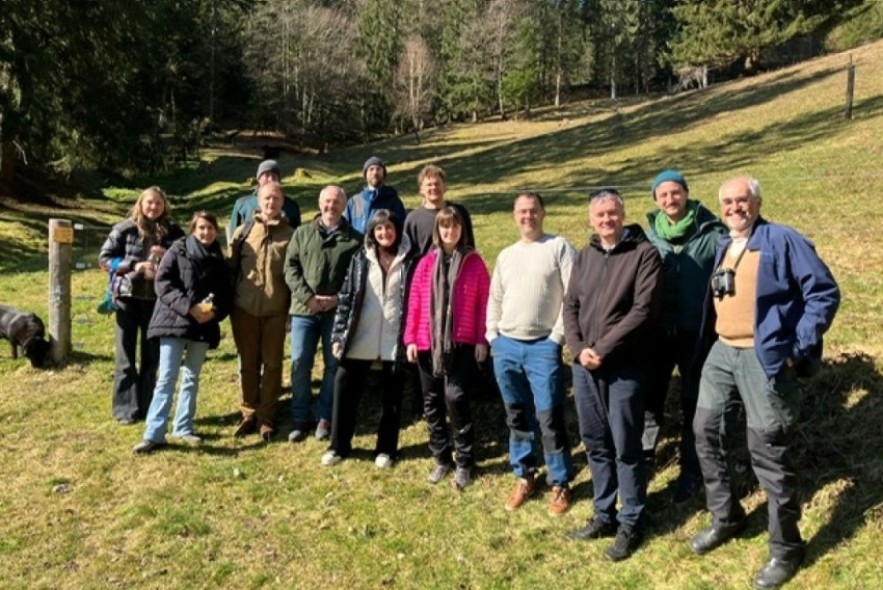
689, 176, 840, 590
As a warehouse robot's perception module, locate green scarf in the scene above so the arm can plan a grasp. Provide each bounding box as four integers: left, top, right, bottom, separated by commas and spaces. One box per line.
654, 200, 699, 241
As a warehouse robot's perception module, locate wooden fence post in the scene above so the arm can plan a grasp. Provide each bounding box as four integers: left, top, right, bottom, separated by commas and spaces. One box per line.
48, 218, 73, 365
845, 55, 855, 120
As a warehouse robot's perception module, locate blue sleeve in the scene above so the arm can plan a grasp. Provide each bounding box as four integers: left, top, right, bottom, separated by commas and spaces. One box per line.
227, 199, 244, 241
788, 232, 840, 355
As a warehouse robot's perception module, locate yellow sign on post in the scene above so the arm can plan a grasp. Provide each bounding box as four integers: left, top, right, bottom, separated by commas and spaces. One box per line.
52, 227, 74, 244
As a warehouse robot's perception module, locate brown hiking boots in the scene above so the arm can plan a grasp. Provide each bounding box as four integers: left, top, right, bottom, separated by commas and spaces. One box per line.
505, 476, 537, 511
548, 485, 572, 516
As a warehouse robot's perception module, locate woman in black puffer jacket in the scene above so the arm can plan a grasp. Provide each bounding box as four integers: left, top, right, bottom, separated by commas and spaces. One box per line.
99, 187, 184, 424
132, 212, 232, 454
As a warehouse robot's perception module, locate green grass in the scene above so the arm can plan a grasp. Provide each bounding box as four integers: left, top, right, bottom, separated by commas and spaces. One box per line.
2, 40, 883, 589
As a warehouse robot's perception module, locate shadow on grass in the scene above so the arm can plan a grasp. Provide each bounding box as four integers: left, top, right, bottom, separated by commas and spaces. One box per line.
65, 349, 114, 367
641, 352, 883, 558
795, 352, 883, 567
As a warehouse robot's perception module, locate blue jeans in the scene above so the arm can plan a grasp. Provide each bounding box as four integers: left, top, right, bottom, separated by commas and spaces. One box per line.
290, 313, 336, 425
143, 337, 209, 443
491, 335, 573, 486
572, 364, 646, 527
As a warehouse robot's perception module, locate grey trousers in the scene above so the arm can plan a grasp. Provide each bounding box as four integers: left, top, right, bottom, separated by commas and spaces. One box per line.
694, 340, 804, 559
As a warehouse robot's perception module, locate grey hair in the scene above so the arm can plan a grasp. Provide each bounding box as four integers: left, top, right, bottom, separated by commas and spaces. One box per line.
319, 184, 347, 203
589, 188, 625, 211
719, 176, 761, 203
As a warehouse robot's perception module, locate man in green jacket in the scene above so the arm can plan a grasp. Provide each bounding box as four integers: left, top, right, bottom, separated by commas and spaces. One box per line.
284, 185, 362, 442
641, 169, 727, 502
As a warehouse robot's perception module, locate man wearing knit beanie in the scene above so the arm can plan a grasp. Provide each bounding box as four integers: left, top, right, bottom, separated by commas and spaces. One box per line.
343, 156, 406, 234
227, 160, 302, 244
641, 169, 726, 503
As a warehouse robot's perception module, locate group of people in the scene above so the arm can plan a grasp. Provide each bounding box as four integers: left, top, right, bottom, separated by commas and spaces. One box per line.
98, 157, 840, 589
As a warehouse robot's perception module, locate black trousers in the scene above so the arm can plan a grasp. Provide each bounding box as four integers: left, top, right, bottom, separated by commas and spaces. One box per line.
112, 297, 159, 422
416, 347, 477, 468
328, 358, 403, 458
642, 327, 702, 476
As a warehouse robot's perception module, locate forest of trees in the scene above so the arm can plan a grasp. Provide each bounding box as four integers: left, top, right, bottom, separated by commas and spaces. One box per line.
1, 0, 881, 185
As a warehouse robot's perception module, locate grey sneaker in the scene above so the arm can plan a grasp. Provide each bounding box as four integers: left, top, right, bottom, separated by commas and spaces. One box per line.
174, 433, 202, 446
452, 466, 472, 490
375, 453, 394, 469
315, 419, 331, 441
427, 462, 454, 485
132, 440, 164, 454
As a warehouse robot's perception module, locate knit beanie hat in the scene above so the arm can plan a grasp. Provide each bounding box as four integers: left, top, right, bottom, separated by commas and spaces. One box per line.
256, 160, 281, 180
362, 156, 386, 177
650, 169, 688, 197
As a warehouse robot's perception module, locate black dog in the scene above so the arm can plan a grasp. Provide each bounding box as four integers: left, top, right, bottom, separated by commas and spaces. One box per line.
0, 304, 50, 368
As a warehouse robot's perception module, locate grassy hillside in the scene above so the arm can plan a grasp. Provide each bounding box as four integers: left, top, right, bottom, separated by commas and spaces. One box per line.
1, 40, 882, 589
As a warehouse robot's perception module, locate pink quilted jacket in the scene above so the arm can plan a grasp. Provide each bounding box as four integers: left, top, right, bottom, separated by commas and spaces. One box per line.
404, 249, 490, 350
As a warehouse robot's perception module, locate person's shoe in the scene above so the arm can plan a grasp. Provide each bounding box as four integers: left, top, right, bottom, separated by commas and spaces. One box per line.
260, 424, 275, 443
175, 433, 202, 446
315, 419, 331, 440
504, 476, 536, 511
548, 485, 572, 516
321, 451, 343, 467
288, 424, 309, 443
375, 453, 394, 469
672, 472, 703, 504
566, 517, 618, 540
427, 462, 454, 485
132, 440, 164, 454
753, 551, 805, 589
234, 417, 256, 437
451, 466, 472, 490
117, 417, 136, 426
689, 519, 748, 555
605, 524, 643, 562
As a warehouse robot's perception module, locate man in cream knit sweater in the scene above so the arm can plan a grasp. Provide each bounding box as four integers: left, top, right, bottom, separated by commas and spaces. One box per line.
486, 192, 575, 516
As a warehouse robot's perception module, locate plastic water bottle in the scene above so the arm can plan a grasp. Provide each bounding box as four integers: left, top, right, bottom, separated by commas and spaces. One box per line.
199, 293, 215, 312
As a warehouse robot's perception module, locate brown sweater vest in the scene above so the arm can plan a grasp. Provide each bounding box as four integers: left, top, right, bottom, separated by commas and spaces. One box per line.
714, 244, 760, 348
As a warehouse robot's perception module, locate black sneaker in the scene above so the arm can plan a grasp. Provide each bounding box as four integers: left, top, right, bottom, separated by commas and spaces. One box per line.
566, 517, 618, 541
605, 524, 643, 561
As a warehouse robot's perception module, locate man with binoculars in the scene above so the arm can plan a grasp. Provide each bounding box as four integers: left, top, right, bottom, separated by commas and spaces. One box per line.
689, 175, 840, 590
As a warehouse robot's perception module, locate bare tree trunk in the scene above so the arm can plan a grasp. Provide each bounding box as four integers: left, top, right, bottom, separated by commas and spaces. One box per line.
554, 10, 562, 108
610, 52, 617, 101
0, 140, 14, 189
209, 0, 216, 123
0, 111, 13, 188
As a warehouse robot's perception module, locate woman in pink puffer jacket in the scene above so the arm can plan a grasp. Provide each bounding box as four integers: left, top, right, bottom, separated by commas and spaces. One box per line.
404, 206, 490, 491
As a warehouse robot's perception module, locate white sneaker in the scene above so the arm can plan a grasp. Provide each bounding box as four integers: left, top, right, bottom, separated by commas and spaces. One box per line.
321, 451, 342, 466
374, 453, 393, 469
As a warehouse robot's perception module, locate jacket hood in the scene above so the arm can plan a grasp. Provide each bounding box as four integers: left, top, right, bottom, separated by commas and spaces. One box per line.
589, 223, 649, 252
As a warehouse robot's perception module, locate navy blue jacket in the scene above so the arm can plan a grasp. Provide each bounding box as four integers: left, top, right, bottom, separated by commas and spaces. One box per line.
343, 185, 406, 234
700, 217, 840, 380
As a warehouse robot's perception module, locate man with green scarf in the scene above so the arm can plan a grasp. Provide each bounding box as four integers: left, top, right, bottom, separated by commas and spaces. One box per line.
641, 169, 726, 503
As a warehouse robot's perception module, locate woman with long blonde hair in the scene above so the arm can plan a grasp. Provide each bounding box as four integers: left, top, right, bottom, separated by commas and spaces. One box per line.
99, 187, 184, 424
